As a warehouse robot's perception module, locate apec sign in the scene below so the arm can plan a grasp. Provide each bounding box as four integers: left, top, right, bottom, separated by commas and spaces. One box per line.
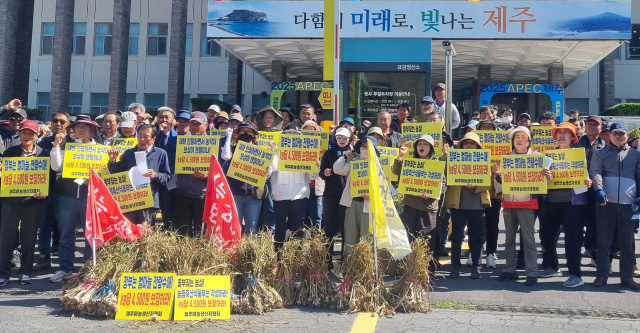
479, 83, 564, 122
207, 1, 631, 39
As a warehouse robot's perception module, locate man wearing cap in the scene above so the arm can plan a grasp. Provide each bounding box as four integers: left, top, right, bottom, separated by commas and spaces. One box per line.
101, 112, 122, 146
591, 122, 640, 290
228, 113, 243, 131
107, 124, 171, 226
340, 117, 356, 134
175, 110, 191, 136
230, 104, 242, 115
279, 107, 295, 128
49, 115, 101, 283
415, 96, 435, 123
517, 113, 532, 129
433, 83, 460, 130
6, 108, 28, 149
390, 103, 412, 134
128, 103, 149, 125
207, 105, 220, 130
600, 122, 612, 145
213, 111, 230, 130
173, 111, 211, 235
0, 120, 49, 286
119, 111, 138, 138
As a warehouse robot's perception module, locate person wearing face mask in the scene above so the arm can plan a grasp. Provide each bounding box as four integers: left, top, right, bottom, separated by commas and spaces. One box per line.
319, 127, 353, 268
393, 134, 445, 268
221, 122, 272, 234
333, 136, 380, 257
499, 109, 515, 131
443, 132, 492, 279
493, 126, 552, 287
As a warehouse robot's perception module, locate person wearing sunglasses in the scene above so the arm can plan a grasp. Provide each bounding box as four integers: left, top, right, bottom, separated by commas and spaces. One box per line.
6, 108, 28, 149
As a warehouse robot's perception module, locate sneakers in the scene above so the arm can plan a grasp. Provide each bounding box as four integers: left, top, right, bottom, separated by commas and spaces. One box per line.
470, 268, 481, 279
540, 268, 562, 278
563, 275, 584, 288
0, 278, 7, 287
49, 270, 74, 283
592, 275, 608, 287
465, 255, 473, 267
449, 267, 460, 279
585, 259, 596, 267
633, 264, 640, 278
486, 254, 497, 269
19, 275, 32, 285
523, 276, 538, 286
497, 271, 519, 281
33, 255, 51, 271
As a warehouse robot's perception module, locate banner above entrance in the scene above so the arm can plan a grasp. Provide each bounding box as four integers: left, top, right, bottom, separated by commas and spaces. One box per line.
208, 1, 630, 39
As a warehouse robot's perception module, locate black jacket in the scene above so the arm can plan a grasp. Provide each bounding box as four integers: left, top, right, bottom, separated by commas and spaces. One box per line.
319, 143, 350, 199
1, 144, 50, 205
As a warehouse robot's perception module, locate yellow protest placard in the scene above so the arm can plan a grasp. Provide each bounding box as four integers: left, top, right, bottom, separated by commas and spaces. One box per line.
501, 154, 547, 194
378, 146, 400, 182
544, 148, 588, 189
227, 142, 274, 188
175, 135, 219, 174
102, 171, 154, 213
380, 156, 393, 185
446, 149, 492, 186
475, 130, 511, 163
277, 134, 320, 172
401, 123, 442, 157
1, 157, 50, 197
531, 126, 556, 153
112, 138, 138, 160
398, 158, 445, 198
61, 143, 110, 178
302, 130, 329, 158
174, 276, 231, 320
209, 129, 227, 138
116, 272, 176, 320
257, 132, 280, 149
350, 159, 369, 197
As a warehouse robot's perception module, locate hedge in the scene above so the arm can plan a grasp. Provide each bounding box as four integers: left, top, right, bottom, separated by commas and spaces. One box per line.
601, 103, 640, 117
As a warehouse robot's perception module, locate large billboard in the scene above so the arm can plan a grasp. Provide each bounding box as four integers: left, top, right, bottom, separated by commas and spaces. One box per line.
208, 1, 631, 39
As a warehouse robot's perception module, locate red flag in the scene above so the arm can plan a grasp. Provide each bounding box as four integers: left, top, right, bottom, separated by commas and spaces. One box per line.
203, 154, 242, 252
85, 169, 144, 249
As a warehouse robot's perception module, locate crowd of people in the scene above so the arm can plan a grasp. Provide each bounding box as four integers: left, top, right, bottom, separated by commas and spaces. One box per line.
0, 81, 638, 291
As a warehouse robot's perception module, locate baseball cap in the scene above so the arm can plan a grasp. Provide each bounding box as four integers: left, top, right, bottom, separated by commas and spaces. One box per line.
585, 115, 602, 125
367, 127, 383, 137
237, 121, 257, 133
435, 83, 446, 90
314, 108, 323, 114
229, 113, 243, 122
208, 105, 220, 112
10, 108, 27, 119
119, 111, 137, 127
335, 127, 351, 138
231, 104, 242, 113
609, 122, 628, 134
19, 120, 38, 134
339, 117, 355, 126
421, 96, 434, 104
518, 113, 531, 120
190, 111, 207, 124
176, 110, 191, 120
466, 120, 479, 130
601, 122, 612, 132
215, 111, 229, 121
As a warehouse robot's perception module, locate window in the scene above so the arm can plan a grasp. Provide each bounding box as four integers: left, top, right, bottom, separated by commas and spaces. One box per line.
186, 24, 193, 57
94, 23, 113, 55
252, 94, 269, 115
69, 93, 83, 114
565, 98, 589, 116
222, 94, 227, 102
627, 99, 640, 103
129, 24, 139, 55
41, 23, 55, 55
72, 24, 86, 55
125, 93, 137, 108
37, 93, 51, 119
629, 24, 640, 59
200, 24, 221, 57
183, 94, 191, 111
147, 23, 168, 56
90, 93, 109, 114
144, 94, 165, 111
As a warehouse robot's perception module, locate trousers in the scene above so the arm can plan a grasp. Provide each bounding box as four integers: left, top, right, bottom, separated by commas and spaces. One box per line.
504, 208, 538, 278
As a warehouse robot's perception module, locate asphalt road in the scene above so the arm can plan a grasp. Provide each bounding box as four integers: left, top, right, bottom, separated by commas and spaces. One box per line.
0, 218, 639, 332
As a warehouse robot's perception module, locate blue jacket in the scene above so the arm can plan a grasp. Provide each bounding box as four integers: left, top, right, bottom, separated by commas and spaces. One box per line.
591, 143, 640, 205
107, 146, 172, 208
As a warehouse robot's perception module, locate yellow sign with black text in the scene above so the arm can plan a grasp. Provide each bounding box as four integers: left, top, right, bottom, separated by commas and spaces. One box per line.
174, 275, 231, 321
116, 273, 176, 320
500, 155, 547, 194
401, 123, 442, 157
175, 136, 219, 174
61, 144, 110, 178
446, 149, 492, 186
350, 160, 369, 197
397, 158, 445, 198
1, 157, 50, 197
227, 142, 274, 188
545, 148, 588, 189
102, 171, 154, 213
531, 126, 556, 153
277, 134, 320, 172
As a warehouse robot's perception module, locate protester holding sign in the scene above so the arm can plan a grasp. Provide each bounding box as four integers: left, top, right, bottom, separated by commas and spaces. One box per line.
319, 127, 352, 267
174, 111, 210, 236
107, 124, 171, 225
0, 121, 49, 286
444, 132, 492, 279
270, 124, 319, 250
255, 106, 283, 231
221, 122, 273, 234
493, 126, 552, 286
333, 136, 379, 257
393, 134, 444, 266
301, 120, 325, 228
50, 114, 102, 283
539, 122, 592, 287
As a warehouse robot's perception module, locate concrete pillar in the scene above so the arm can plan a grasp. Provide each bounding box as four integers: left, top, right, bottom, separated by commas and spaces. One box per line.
271, 60, 287, 106
226, 54, 243, 106
13, 0, 35, 104
108, 0, 131, 112
0, 0, 19, 105
50, 0, 74, 113
599, 52, 616, 112
167, 0, 188, 111
546, 62, 564, 120
474, 64, 491, 111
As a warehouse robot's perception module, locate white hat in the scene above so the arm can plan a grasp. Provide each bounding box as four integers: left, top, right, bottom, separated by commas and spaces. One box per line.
120, 111, 137, 128
335, 127, 351, 138
509, 126, 532, 141
208, 105, 220, 112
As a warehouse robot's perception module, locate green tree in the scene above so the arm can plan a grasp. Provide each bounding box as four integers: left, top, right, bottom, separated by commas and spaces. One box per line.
601, 103, 640, 116
24, 107, 43, 121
